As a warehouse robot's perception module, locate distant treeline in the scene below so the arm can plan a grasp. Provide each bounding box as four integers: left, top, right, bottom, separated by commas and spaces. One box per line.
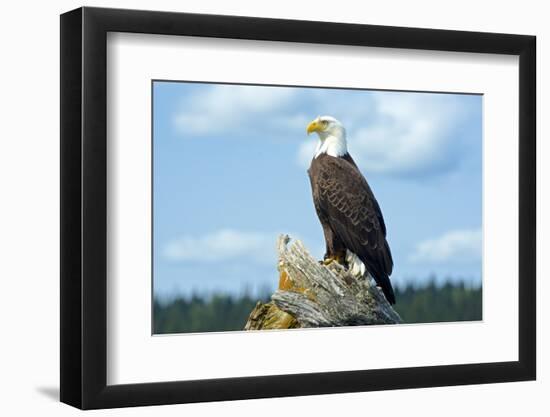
153, 280, 482, 334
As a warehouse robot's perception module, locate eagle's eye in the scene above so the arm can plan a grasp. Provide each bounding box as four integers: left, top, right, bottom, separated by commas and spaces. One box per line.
322, 120, 330, 128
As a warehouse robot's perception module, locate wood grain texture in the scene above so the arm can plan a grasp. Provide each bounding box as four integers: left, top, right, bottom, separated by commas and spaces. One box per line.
245, 235, 401, 330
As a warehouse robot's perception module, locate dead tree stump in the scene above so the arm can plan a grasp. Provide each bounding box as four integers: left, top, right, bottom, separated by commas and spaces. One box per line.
244, 235, 401, 330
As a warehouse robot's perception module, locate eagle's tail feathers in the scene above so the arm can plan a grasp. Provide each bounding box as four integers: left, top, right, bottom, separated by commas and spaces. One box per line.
378, 275, 396, 305
383, 240, 394, 275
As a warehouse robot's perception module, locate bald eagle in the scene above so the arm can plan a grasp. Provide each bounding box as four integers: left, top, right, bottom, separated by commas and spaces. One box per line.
306, 116, 396, 304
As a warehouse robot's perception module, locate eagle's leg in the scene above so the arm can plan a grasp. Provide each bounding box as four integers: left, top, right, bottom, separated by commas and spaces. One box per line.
322, 250, 348, 267
321, 226, 348, 267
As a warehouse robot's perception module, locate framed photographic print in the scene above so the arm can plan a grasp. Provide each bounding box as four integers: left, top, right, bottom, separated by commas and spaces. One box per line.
60, 6, 536, 410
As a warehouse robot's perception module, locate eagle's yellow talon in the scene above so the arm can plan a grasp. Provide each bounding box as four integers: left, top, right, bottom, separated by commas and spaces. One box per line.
322, 253, 347, 267
322, 257, 336, 266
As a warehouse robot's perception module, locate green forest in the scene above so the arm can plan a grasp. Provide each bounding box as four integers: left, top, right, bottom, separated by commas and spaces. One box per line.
154, 280, 482, 334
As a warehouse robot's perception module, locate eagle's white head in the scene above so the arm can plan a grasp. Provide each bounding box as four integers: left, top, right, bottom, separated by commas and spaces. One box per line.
306, 115, 348, 158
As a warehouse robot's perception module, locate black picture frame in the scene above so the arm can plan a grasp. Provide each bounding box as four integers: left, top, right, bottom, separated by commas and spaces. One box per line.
60, 6, 536, 410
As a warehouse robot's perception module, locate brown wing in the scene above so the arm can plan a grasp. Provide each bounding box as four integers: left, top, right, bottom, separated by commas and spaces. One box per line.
314, 154, 395, 304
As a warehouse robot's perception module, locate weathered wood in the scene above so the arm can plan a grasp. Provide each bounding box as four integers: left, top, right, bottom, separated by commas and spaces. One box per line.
244, 235, 402, 330
243, 301, 299, 330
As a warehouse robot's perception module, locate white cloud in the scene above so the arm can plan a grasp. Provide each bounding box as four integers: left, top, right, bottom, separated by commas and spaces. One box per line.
297, 92, 476, 176
409, 228, 482, 264
171, 83, 478, 177
349, 93, 470, 176
297, 141, 317, 167
174, 85, 296, 135
163, 229, 277, 265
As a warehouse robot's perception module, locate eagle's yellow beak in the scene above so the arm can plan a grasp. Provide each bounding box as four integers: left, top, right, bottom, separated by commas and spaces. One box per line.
306, 119, 321, 135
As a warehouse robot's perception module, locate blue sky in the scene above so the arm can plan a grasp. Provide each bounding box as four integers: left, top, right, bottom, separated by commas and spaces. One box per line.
153, 81, 482, 299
